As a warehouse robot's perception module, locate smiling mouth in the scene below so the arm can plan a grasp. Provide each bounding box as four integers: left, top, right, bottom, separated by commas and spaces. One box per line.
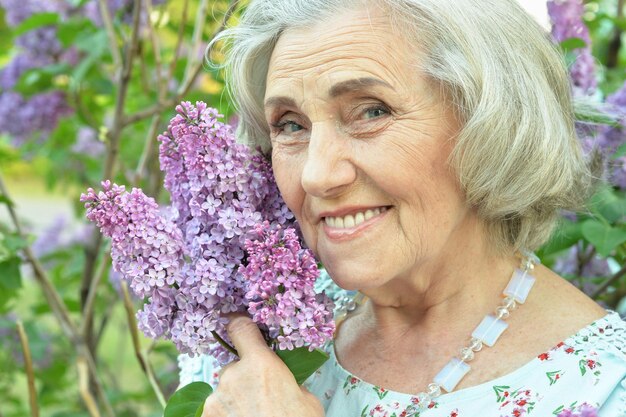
323, 206, 390, 229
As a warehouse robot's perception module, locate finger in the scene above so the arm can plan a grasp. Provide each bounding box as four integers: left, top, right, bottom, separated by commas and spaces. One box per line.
225, 314, 270, 359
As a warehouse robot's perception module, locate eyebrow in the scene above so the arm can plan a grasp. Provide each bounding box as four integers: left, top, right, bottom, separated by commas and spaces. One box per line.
328, 77, 394, 97
264, 77, 394, 109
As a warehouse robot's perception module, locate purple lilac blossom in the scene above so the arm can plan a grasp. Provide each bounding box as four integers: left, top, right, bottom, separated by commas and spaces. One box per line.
556, 403, 599, 417
31, 215, 68, 258
0, 0, 74, 146
596, 83, 626, 153
84, 104, 334, 362
0, 92, 68, 145
71, 127, 105, 157
241, 222, 335, 351
0, 0, 67, 26
156, 101, 301, 361
0, 91, 73, 146
553, 244, 611, 278
81, 181, 186, 299
547, 0, 596, 96
611, 156, 626, 189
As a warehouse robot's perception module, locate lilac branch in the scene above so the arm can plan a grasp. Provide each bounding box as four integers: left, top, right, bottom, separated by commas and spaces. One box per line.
591, 262, 626, 299
16, 320, 39, 417
120, 281, 167, 408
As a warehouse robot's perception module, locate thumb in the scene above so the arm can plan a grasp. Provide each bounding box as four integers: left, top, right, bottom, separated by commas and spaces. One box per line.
226, 314, 270, 359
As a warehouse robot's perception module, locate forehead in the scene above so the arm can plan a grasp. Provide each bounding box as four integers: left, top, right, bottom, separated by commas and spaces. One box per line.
265, 7, 420, 101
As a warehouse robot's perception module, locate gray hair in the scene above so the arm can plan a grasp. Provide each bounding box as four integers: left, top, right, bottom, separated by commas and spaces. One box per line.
208, 0, 600, 253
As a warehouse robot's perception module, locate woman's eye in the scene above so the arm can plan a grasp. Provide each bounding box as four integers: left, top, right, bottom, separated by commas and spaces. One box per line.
271, 120, 304, 135
283, 121, 303, 133
363, 106, 389, 120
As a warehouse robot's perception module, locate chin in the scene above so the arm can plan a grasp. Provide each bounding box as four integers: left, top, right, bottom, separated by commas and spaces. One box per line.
322, 261, 386, 292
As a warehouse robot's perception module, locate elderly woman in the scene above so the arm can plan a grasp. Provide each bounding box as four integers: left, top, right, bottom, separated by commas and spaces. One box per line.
179, 0, 626, 415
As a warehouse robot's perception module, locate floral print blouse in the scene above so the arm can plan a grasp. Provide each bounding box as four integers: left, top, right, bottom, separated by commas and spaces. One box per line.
178, 275, 626, 417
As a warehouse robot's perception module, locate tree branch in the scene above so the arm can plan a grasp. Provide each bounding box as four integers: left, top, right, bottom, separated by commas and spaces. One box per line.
97, 0, 122, 71
122, 0, 240, 128
77, 357, 102, 417
145, 0, 164, 90
121, 282, 166, 408
182, 0, 209, 87
81, 250, 111, 337
16, 320, 39, 417
103, 0, 143, 180
592, 263, 626, 299
0, 173, 115, 417
606, 0, 624, 68
166, 0, 190, 82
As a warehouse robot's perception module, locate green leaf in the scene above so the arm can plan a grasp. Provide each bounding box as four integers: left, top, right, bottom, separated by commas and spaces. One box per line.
57, 18, 97, 48
589, 186, 626, 223
276, 346, 329, 385
13, 12, 59, 36
581, 220, 626, 256
3, 234, 28, 252
0, 194, 14, 208
0, 257, 21, 290
540, 219, 584, 257
164, 382, 213, 417
560, 37, 587, 52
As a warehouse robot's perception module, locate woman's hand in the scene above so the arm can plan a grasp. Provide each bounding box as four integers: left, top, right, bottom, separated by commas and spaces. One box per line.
201, 315, 325, 417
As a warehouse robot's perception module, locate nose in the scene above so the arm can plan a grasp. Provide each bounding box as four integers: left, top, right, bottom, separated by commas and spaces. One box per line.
300, 122, 357, 198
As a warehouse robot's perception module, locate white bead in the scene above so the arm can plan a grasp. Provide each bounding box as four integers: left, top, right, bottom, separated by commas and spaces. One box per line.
460, 347, 475, 362
472, 315, 509, 347
503, 268, 536, 304
502, 296, 517, 310
433, 358, 471, 392
427, 383, 441, 398
495, 306, 510, 320
469, 337, 483, 352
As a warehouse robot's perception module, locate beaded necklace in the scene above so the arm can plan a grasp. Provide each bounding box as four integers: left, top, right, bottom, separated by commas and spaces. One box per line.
333, 253, 538, 409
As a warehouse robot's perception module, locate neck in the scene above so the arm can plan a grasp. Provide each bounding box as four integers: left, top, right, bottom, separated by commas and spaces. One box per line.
357, 223, 519, 343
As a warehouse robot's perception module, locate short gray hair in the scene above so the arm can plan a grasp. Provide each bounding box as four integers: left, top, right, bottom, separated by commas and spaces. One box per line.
208, 0, 600, 253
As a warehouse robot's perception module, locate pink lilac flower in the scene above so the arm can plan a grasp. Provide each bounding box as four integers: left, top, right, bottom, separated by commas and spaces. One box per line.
241, 222, 335, 351
547, 0, 597, 96
81, 181, 186, 298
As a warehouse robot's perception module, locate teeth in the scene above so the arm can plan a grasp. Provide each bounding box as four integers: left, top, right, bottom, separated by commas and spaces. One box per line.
324, 207, 387, 229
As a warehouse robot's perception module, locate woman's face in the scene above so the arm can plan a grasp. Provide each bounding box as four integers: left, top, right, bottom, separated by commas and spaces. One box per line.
265, 7, 470, 292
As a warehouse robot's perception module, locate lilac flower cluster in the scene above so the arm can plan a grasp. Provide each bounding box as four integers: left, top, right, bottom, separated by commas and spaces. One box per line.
82, 181, 186, 296
83, 104, 334, 362
547, 0, 597, 96
241, 222, 335, 351
0, 0, 73, 146
556, 403, 599, 417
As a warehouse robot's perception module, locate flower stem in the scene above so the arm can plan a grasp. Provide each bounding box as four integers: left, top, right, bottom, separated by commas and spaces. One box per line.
211, 331, 239, 357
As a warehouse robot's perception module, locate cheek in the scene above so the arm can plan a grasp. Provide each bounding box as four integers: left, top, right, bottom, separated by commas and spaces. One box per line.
271, 150, 304, 215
